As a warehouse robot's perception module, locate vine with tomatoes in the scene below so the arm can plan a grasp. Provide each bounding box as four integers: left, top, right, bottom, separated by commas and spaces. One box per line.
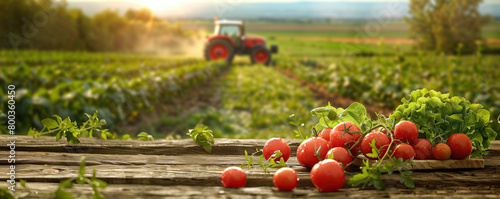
221, 89, 498, 191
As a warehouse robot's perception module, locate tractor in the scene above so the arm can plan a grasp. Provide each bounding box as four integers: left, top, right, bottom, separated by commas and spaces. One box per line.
204, 18, 278, 65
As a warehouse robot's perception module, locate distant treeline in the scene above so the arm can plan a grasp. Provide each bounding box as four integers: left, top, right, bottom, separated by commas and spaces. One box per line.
0, 0, 189, 52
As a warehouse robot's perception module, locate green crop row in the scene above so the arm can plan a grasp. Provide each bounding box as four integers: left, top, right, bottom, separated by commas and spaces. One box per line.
1, 59, 200, 91
0, 60, 227, 134
165, 64, 320, 139
276, 53, 500, 136
0, 50, 165, 66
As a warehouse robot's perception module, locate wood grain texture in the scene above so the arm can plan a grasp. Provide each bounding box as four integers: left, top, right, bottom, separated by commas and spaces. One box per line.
352, 155, 485, 170
0, 135, 302, 155
1, 162, 499, 187
1, 135, 499, 198
2, 182, 500, 199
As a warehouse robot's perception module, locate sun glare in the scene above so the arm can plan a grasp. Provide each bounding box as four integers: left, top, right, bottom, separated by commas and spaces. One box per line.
141, 0, 183, 13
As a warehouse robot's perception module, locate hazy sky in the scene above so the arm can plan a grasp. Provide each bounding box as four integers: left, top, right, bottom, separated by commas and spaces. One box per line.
65, 0, 500, 19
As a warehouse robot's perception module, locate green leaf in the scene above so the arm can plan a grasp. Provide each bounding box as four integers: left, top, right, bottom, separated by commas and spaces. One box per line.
65, 130, 80, 144
476, 109, 490, 127
399, 175, 415, 188
248, 156, 253, 167
54, 189, 75, 199
366, 139, 379, 158
122, 134, 130, 140
314, 145, 323, 161
373, 179, 385, 190
202, 144, 212, 153
328, 110, 338, 121
0, 188, 15, 199
60, 179, 74, 188
20, 179, 27, 188
383, 162, 394, 175
42, 118, 59, 129
56, 132, 63, 141
92, 179, 108, 188
347, 173, 368, 186
274, 150, 283, 159
137, 132, 149, 137
310, 107, 334, 117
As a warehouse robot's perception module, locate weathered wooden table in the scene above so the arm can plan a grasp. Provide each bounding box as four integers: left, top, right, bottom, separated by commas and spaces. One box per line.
1, 135, 499, 198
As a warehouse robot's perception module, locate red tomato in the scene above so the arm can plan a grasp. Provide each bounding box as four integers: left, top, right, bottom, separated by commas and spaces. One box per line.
360, 131, 391, 160
318, 128, 333, 141
393, 144, 415, 161
329, 122, 361, 156
297, 137, 330, 168
381, 127, 401, 146
273, 168, 298, 191
394, 121, 419, 144
310, 159, 345, 192
263, 138, 291, 162
325, 147, 353, 170
412, 139, 432, 160
448, 133, 472, 159
433, 143, 451, 160
221, 167, 246, 187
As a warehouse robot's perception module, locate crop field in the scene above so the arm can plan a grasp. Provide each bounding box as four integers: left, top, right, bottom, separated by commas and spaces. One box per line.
1, 20, 500, 140
1, 49, 499, 140
0, 51, 227, 135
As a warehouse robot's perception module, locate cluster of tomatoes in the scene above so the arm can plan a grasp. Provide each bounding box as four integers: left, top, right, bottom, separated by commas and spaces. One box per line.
220, 121, 473, 191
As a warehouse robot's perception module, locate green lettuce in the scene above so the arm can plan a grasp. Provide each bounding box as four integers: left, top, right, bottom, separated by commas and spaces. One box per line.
390, 89, 497, 157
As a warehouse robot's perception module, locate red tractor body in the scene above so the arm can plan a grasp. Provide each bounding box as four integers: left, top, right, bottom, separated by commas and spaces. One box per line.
204, 19, 278, 65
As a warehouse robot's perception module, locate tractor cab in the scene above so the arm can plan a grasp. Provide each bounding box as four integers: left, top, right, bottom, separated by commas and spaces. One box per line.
204, 18, 278, 65
214, 20, 244, 48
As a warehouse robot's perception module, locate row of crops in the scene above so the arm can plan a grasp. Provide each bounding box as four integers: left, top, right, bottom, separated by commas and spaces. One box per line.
0, 50, 164, 66
164, 64, 320, 139
0, 57, 227, 134
276, 53, 500, 137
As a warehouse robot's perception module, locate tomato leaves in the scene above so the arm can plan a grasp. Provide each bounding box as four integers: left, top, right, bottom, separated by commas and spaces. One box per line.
187, 123, 214, 153
241, 149, 287, 174
289, 114, 309, 141
52, 157, 107, 199
347, 157, 414, 190
366, 139, 380, 159
28, 111, 111, 144
347, 159, 392, 190
390, 89, 497, 157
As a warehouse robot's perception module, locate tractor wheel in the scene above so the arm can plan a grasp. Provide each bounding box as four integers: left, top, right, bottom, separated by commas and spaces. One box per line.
204, 39, 235, 63
250, 46, 271, 65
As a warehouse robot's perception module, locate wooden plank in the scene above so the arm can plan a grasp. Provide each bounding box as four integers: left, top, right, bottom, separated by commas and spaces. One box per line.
0, 151, 279, 166
2, 135, 498, 155
3, 150, 497, 168
352, 155, 485, 170
0, 135, 302, 155
1, 163, 499, 187
3, 182, 499, 199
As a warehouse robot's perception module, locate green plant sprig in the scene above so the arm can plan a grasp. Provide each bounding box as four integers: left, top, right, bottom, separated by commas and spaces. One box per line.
28, 111, 113, 144
137, 132, 154, 141
240, 149, 287, 174
289, 114, 309, 141
53, 157, 107, 199
187, 123, 214, 153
